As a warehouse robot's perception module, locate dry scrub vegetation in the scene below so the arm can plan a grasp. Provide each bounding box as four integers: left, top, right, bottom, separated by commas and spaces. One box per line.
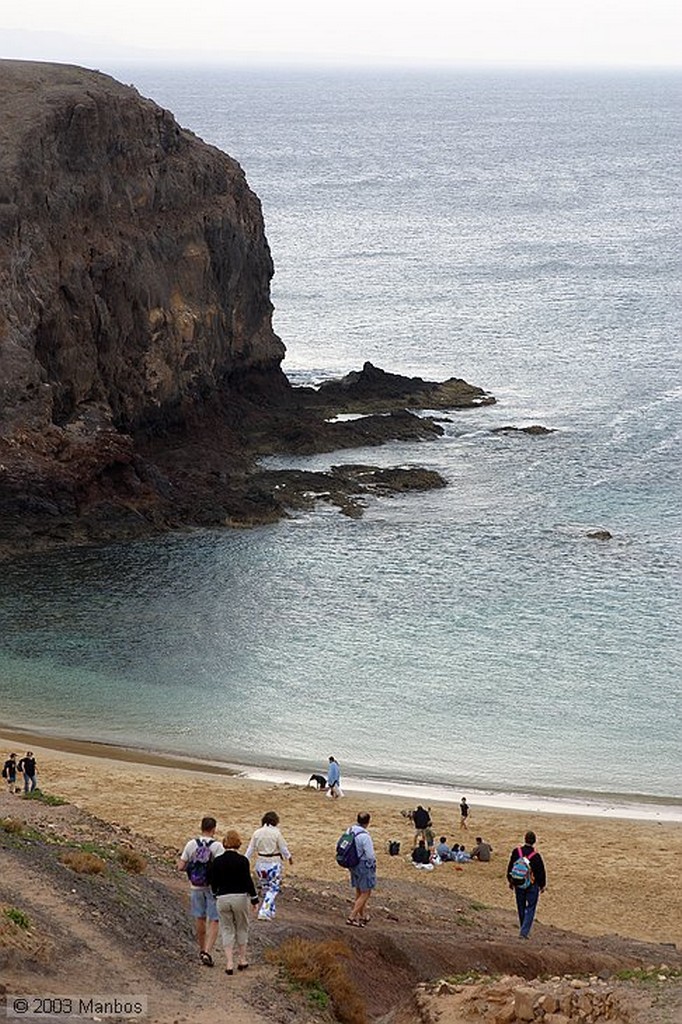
60, 850, 106, 874
267, 937, 368, 1024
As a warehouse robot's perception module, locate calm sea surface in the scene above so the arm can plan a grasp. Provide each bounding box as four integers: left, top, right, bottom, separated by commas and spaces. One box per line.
1, 69, 680, 802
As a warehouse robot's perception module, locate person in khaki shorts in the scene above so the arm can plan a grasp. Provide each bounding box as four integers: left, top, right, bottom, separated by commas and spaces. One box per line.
207, 830, 259, 974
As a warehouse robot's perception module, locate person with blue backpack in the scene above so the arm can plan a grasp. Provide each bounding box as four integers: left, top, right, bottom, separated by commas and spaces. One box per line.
336, 811, 376, 926
506, 830, 547, 939
177, 815, 225, 967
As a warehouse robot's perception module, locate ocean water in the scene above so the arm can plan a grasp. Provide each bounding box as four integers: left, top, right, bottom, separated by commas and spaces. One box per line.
1, 69, 680, 804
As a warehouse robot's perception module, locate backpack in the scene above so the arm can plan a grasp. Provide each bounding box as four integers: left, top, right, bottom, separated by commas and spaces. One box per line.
336, 828, 361, 869
186, 838, 215, 886
509, 846, 536, 889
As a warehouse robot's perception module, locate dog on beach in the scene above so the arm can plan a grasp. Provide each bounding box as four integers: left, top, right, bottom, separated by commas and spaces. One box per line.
307, 773, 327, 790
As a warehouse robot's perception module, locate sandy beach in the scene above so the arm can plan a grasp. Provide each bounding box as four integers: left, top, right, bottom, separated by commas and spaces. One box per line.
2, 726, 681, 949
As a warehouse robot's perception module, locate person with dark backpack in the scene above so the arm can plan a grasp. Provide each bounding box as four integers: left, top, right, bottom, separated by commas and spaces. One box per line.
2, 753, 19, 794
339, 811, 376, 926
177, 816, 225, 967
506, 829, 547, 939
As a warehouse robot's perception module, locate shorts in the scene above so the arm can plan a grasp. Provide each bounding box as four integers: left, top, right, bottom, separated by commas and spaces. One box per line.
350, 859, 376, 892
189, 887, 219, 921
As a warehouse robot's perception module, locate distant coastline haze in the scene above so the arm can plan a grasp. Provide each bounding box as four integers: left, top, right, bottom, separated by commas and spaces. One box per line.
2, 0, 682, 69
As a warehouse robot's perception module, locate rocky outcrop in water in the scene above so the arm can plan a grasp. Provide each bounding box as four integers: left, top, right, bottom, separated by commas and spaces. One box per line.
0, 61, 494, 558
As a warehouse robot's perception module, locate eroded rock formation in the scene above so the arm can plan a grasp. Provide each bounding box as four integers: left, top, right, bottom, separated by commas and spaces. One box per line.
0, 61, 494, 558
0, 59, 285, 436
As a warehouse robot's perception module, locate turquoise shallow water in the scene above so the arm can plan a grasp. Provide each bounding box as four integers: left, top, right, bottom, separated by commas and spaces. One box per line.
0, 69, 680, 801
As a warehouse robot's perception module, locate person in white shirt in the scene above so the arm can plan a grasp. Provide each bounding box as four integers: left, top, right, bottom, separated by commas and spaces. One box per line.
177, 815, 225, 967
245, 810, 293, 920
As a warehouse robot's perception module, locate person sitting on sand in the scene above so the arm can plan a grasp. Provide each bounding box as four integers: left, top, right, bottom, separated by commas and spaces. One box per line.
207, 830, 259, 975
453, 844, 471, 863
245, 811, 293, 920
470, 836, 493, 862
177, 815, 225, 968
411, 838, 434, 870
436, 836, 452, 861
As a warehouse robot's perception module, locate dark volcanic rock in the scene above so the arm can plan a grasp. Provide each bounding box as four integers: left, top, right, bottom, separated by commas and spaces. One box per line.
493, 424, 554, 435
586, 529, 613, 540
313, 361, 495, 412
0, 62, 495, 557
0, 60, 286, 435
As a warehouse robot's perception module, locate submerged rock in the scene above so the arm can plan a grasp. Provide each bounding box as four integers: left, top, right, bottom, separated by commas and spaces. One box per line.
493, 424, 554, 435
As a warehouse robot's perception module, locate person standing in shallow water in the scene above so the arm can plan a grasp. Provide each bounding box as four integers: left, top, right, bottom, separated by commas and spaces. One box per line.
245, 811, 293, 920
507, 829, 547, 939
346, 811, 376, 926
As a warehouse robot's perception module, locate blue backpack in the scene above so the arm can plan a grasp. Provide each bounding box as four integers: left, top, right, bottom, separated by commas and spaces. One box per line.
510, 847, 537, 889
336, 828, 360, 869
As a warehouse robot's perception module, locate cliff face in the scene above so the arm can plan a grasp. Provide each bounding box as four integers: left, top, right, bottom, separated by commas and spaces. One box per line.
0, 60, 285, 436
0, 62, 484, 558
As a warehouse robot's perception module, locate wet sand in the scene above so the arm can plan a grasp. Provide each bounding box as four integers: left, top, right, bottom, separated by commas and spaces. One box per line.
2, 726, 681, 948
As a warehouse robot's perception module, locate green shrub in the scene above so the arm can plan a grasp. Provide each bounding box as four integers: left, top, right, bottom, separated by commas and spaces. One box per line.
3, 907, 30, 930
22, 790, 68, 806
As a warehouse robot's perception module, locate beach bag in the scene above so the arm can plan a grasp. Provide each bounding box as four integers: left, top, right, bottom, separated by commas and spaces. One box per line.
336, 828, 360, 869
387, 840, 401, 856
186, 838, 215, 886
510, 847, 536, 889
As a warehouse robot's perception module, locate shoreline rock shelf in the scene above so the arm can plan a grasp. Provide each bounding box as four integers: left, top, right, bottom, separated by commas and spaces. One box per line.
0, 61, 494, 559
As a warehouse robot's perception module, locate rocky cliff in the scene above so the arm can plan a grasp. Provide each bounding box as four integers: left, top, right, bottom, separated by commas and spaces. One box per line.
0, 62, 492, 557
0, 60, 285, 437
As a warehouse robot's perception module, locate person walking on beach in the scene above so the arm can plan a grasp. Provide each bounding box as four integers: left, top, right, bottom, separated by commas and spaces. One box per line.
245, 811, 293, 920
326, 756, 342, 798
18, 752, 37, 794
459, 797, 469, 830
207, 830, 259, 975
346, 811, 376, 926
2, 753, 19, 794
507, 829, 547, 939
177, 815, 224, 967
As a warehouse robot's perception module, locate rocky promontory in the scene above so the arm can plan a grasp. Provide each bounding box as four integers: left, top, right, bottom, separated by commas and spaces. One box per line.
0, 61, 494, 558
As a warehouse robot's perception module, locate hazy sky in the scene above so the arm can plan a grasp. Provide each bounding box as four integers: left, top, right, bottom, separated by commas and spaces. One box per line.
2, 0, 681, 68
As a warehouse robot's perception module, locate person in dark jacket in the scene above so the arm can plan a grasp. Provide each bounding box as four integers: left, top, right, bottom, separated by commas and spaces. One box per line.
412, 805, 432, 843
506, 830, 547, 939
207, 830, 259, 974
18, 752, 37, 794
411, 838, 433, 869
